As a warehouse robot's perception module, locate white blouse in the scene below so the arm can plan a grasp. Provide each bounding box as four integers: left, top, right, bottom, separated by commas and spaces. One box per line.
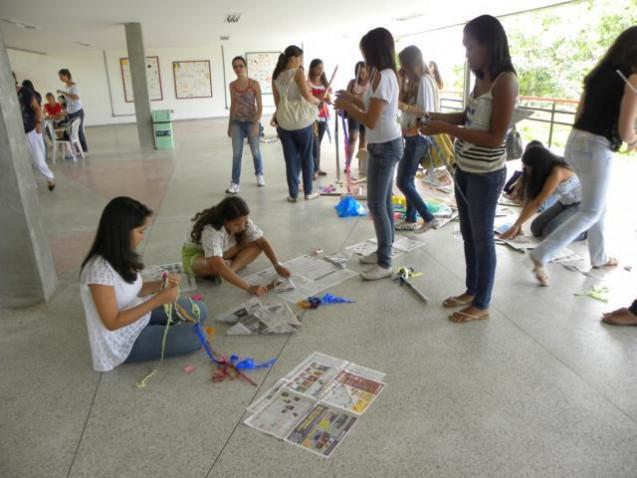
80, 256, 151, 371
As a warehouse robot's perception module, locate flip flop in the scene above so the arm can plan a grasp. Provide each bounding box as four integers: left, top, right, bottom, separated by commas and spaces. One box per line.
442, 296, 473, 308
593, 257, 619, 269
449, 311, 490, 323
601, 309, 637, 326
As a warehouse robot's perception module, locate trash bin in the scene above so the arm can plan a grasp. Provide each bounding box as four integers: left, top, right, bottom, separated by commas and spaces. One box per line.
152, 110, 174, 150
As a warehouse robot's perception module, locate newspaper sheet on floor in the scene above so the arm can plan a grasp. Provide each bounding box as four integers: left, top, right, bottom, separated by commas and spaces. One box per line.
216, 298, 301, 335
245, 256, 358, 304
495, 234, 540, 252
244, 352, 385, 458
141, 262, 197, 291
345, 236, 426, 258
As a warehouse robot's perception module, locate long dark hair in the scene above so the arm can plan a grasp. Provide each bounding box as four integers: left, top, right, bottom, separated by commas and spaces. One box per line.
521, 141, 571, 200
272, 45, 303, 81
190, 196, 250, 244
360, 27, 397, 74
309, 59, 328, 87
81, 197, 153, 283
585, 26, 637, 84
464, 15, 516, 80
398, 45, 431, 101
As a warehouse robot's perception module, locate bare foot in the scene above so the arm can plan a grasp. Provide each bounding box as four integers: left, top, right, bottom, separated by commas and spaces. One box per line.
449, 305, 490, 323
442, 293, 474, 308
601, 308, 637, 326
530, 256, 550, 286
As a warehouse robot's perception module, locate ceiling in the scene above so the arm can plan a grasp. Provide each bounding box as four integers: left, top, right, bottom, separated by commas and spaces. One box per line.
0, 0, 572, 54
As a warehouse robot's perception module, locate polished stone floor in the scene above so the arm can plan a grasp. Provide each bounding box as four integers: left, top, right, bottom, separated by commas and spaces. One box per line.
2, 119, 636, 478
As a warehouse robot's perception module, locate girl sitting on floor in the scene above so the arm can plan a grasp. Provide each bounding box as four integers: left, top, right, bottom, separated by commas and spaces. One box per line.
500, 141, 585, 241
80, 196, 208, 372
182, 196, 291, 296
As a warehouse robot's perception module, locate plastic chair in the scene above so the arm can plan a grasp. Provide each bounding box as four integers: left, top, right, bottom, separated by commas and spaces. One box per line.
44, 120, 57, 164
56, 119, 84, 161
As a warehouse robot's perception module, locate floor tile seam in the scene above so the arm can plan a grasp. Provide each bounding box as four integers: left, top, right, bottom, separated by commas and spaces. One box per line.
66, 373, 102, 478
203, 333, 295, 478
426, 247, 637, 425
140, 161, 178, 254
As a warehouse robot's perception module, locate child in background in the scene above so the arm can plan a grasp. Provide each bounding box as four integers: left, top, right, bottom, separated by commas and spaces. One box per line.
182, 196, 291, 295
43, 93, 64, 121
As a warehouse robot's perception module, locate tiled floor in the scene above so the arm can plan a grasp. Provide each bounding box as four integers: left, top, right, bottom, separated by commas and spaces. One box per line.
1, 119, 636, 478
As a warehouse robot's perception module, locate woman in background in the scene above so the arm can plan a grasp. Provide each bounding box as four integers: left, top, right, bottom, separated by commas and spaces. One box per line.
226, 55, 264, 194
308, 58, 331, 178
57, 68, 88, 152
530, 26, 637, 286
344, 61, 369, 174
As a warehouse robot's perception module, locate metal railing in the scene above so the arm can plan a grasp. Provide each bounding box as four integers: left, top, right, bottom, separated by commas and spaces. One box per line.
440, 91, 579, 148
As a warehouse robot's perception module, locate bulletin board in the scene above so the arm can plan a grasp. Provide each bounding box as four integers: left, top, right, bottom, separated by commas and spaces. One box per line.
120, 56, 163, 102
245, 51, 280, 95
173, 60, 213, 99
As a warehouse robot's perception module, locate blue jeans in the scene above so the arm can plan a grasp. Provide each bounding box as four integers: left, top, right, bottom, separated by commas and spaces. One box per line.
278, 125, 314, 198
231, 120, 263, 185
531, 201, 586, 241
455, 167, 506, 310
367, 138, 404, 268
531, 129, 612, 267
125, 298, 209, 363
397, 136, 434, 223
67, 109, 87, 152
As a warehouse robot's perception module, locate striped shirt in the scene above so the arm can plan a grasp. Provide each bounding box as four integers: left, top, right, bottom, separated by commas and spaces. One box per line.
455, 73, 516, 173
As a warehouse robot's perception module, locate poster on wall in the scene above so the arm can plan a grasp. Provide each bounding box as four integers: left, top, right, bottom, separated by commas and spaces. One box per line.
120, 56, 163, 102
245, 52, 280, 95
173, 60, 212, 99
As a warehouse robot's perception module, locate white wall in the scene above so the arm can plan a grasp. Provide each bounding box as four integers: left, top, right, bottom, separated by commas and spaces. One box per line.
7, 37, 364, 127
8, 49, 131, 126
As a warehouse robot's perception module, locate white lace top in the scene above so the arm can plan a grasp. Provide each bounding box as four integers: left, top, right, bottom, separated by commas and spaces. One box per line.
80, 256, 152, 372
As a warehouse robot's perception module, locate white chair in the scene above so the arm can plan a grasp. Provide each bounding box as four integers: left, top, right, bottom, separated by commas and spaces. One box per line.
56, 119, 84, 162
44, 120, 57, 164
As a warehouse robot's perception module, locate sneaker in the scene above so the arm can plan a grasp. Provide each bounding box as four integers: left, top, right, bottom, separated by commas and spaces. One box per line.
395, 221, 420, 232
359, 252, 378, 265
225, 182, 240, 194
361, 265, 393, 281
420, 218, 440, 232
287, 196, 298, 203
305, 192, 320, 200
256, 174, 265, 187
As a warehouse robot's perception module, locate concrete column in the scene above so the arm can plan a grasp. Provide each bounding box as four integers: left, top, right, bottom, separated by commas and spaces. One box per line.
0, 31, 57, 307
125, 22, 154, 150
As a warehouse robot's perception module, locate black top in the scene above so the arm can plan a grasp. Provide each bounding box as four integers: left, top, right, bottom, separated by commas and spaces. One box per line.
574, 65, 627, 151
17, 86, 37, 134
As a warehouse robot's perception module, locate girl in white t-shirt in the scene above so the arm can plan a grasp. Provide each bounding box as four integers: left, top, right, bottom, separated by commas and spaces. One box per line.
80, 197, 208, 372
181, 196, 291, 296
334, 27, 403, 281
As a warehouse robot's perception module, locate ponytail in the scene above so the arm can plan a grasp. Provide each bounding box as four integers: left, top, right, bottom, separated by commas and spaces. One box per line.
272, 54, 287, 81
272, 45, 304, 81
